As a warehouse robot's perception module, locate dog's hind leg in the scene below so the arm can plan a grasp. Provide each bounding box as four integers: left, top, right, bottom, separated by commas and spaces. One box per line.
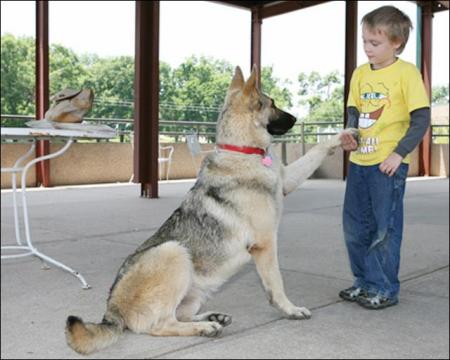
176, 287, 204, 321
109, 241, 202, 335
176, 288, 232, 327
250, 237, 311, 320
149, 317, 223, 337
115, 242, 223, 337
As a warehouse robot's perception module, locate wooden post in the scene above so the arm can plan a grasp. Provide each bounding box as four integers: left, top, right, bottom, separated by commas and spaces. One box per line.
343, 1, 357, 180
35, 0, 50, 187
251, 6, 262, 86
134, 1, 160, 198
418, 3, 433, 176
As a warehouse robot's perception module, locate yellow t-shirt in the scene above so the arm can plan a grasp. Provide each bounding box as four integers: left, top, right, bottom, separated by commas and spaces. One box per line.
347, 58, 429, 165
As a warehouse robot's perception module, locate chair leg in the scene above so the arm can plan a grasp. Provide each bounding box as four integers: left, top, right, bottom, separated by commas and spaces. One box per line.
190, 155, 198, 176
166, 160, 171, 181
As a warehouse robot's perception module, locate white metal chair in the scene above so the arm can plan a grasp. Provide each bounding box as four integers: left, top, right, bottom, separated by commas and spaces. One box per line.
128, 131, 174, 182
185, 130, 214, 174
158, 144, 174, 181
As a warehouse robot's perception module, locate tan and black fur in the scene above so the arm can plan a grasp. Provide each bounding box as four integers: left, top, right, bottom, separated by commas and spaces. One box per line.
65, 66, 357, 355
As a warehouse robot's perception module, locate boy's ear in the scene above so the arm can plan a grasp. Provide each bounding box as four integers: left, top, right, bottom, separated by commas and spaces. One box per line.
394, 40, 402, 53
229, 66, 245, 91
243, 64, 258, 96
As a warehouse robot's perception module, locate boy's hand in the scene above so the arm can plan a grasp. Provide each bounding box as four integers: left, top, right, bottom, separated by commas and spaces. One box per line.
339, 130, 358, 151
379, 153, 403, 177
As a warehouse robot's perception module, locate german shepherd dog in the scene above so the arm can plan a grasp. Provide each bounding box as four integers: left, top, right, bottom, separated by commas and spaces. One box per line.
65, 66, 357, 354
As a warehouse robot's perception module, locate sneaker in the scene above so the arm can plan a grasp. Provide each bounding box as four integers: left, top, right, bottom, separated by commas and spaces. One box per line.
339, 286, 368, 302
357, 294, 398, 310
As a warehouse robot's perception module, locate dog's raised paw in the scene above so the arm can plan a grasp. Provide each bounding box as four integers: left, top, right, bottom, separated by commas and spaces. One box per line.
343, 127, 359, 142
286, 306, 312, 320
208, 313, 232, 326
325, 128, 360, 154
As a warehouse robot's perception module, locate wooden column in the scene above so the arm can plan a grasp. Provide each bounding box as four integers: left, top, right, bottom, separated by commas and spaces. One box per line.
343, 1, 357, 180
251, 6, 262, 86
418, 3, 433, 176
134, 1, 159, 198
35, 0, 50, 187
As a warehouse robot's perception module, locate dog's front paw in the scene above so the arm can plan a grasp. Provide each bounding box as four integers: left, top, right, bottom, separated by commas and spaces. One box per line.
285, 306, 312, 320
199, 322, 223, 337
325, 128, 359, 154
341, 128, 359, 142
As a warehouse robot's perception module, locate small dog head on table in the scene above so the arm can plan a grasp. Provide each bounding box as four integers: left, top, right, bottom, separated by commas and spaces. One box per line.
44, 88, 94, 123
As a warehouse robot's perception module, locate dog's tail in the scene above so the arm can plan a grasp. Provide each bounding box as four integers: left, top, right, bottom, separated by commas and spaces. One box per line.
65, 309, 124, 355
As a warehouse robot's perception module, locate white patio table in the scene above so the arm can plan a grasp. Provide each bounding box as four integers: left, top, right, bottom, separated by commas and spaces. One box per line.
1, 125, 116, 289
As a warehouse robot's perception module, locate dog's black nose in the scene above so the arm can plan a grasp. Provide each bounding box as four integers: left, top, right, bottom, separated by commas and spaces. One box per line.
267, 111, 296, 135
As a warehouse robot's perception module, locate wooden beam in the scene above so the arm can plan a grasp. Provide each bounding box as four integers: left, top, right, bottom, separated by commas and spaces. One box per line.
437, 0, 449, 9
134, 1, 159, 198
35, 0, 50, 187
210, 1, 265, 10
418, 3, 433, 176
260, 1, 329, 19
415, 0, 449, 13
343, 1, 357, 180
251, 6, 262, 85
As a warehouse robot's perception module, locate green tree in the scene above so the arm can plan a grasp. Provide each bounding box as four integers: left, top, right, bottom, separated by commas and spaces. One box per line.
49, 44, 88, 95
261, 66, 292, 109
169, 56, 233, 122
159, 61, 176, 120
81, 55, 135, 120
297, 70, 343, 121
432, 85, 449, 104
297, 70, 344, 142
1, 34, 35, 120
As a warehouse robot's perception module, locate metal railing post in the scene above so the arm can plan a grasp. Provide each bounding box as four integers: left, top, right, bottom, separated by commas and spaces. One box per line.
281, 142, 287, 165
301, 121, 305, 156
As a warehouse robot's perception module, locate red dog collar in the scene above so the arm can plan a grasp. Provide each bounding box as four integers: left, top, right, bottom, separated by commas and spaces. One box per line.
217, 144, 266, 156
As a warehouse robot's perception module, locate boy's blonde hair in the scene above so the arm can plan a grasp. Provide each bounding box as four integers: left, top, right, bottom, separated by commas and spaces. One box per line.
362, 6, 413, 54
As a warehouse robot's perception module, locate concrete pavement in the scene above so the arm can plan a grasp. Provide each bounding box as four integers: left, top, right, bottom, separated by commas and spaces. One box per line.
1, 178, 448, 359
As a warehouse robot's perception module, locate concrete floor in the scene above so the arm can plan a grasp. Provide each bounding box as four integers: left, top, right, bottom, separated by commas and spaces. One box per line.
1, 178, 449, 359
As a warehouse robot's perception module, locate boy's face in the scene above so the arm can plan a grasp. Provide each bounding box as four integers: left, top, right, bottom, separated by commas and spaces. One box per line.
362, 24, 401, 69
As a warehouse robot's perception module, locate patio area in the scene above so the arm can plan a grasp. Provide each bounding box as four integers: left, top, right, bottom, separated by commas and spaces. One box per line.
1, 178, 449, 359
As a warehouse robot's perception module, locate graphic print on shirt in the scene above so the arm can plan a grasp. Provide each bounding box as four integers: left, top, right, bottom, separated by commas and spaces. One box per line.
357, 82, 391, 154
359, 82, 391, 129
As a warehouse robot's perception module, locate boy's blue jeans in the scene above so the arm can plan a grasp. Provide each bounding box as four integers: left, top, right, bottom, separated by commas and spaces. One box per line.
343, 162, 409, 300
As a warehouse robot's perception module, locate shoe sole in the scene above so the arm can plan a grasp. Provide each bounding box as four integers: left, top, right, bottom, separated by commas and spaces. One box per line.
339, 293, 358, 302
357, 299, 398, 310
339, 291, 368, 303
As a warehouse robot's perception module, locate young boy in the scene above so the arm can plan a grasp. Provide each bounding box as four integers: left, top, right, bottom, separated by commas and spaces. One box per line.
339, 6, 430, 310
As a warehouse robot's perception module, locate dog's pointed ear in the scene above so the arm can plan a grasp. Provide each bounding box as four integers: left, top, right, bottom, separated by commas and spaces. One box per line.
243, 64, 258, 96
229, 66, 245, 91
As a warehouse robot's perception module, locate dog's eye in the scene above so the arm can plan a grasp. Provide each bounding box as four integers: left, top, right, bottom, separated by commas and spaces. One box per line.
249, 100, 262, 111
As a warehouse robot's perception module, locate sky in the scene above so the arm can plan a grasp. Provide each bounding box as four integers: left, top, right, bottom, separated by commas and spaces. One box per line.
1, 0, 449, 113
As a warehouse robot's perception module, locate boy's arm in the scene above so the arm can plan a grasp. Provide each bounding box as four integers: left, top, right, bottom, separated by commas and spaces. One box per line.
394, 107, 431, 158
346, 106, 359, 129
341, 106, 359, 151
343, 68, 360, 151
380, 107, 430, 176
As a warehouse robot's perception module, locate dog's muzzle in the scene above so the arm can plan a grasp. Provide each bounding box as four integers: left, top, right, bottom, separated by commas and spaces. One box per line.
267, 110, 297, 136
